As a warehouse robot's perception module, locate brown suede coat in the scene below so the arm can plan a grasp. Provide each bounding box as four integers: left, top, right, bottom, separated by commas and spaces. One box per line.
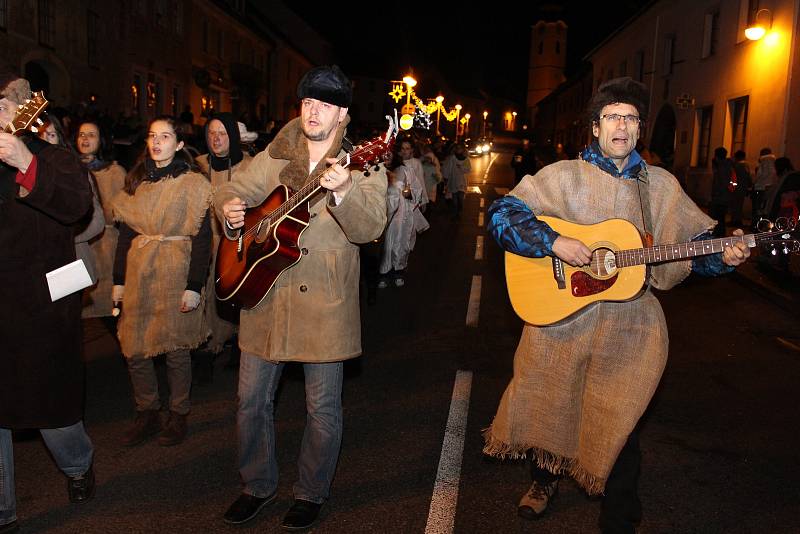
213, 116, 387, 362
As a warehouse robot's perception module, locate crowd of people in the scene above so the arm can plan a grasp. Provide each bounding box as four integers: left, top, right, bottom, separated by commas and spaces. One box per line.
0, 61, 761, 534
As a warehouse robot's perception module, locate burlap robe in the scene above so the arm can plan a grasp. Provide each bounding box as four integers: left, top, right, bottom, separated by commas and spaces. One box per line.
197, 154, 252, 353
83, 163, 126, 318
112, 172, 212, 358
483, 160, 715, 494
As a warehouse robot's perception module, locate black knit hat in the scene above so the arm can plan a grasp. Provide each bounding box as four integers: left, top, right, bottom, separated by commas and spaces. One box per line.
586, 77, 649, 124
296, 65, 352, 108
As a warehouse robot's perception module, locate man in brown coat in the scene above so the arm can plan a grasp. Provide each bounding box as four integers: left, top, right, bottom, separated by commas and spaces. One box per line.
217, 65, 387, 530
0, 70, 95, 534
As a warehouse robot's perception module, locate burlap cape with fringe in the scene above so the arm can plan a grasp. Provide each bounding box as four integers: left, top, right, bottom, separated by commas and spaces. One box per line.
82, 162, 126, 318
482, 160, 715, 495
197, 153, 252, 353
112, 171, 212, 358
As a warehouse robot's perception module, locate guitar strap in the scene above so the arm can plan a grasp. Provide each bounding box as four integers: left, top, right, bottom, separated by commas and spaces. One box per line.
636, 166, 655, 286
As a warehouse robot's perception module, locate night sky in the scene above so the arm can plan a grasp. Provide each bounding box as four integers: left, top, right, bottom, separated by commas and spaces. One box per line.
295, 1, 653, 104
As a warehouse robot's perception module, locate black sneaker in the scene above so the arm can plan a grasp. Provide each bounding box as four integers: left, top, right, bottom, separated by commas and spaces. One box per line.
281, 499, 322, 531
223, 492, 277, 525
67, 465, 96, 504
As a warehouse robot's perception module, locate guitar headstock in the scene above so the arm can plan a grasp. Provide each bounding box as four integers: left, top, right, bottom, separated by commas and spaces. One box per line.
348, 113, 399, 170
4, 91, 49, 136
754, 217, 800, 255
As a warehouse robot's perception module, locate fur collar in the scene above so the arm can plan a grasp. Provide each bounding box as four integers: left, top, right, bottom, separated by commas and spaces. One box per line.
268, 115, 350, 192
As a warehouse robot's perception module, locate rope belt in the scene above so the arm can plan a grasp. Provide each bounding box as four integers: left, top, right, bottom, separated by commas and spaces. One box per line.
135, 234, 191, 248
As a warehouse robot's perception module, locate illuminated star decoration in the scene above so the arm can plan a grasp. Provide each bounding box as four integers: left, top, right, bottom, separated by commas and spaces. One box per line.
414, 106, 432, 130
389, 83, 406, 103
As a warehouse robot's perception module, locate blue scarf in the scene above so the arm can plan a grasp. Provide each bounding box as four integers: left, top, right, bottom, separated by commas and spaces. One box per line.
580, 141, 645, 181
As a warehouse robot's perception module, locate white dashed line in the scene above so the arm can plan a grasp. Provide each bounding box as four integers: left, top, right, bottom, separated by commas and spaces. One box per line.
479, 198, 485, 208
477, 212, 484, 227
424, 370, 473, 534
474, 235, 484, 260
465, 275, 481, 327
467, 186, 482, 194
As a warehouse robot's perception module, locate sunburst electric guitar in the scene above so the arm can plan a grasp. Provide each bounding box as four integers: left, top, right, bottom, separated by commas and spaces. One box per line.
505, 216, 799, 326
215, 114, 399, 309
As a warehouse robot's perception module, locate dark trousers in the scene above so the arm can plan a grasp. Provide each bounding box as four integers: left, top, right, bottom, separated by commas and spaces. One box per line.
531, 430, 641, 534
709, 203, 728, 237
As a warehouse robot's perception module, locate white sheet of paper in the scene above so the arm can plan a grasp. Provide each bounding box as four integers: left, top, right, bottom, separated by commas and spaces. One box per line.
46, 259, 93, 301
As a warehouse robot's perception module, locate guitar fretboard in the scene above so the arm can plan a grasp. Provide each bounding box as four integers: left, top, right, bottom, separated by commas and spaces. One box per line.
615, 234, 756, 267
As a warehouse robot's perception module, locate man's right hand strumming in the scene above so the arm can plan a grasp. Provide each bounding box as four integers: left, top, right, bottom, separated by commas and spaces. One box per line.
222, 197, 247, 229
552, 236, 592, 267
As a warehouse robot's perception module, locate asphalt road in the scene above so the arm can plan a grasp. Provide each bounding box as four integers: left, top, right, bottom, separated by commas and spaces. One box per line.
10, 146, 800, 533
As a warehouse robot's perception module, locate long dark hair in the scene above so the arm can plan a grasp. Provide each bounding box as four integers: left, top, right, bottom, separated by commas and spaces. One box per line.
124, 115, 198, 195
76, 119, 112, 163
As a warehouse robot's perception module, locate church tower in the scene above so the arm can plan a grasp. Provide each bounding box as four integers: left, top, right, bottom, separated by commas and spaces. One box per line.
527, 20, 567, 125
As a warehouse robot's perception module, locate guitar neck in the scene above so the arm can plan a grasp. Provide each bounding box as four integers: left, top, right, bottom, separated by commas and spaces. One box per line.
267, 153, 349, 221
616, 234, 757, 267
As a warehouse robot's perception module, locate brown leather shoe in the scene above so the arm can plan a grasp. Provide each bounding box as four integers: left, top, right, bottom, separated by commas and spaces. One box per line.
157, 411, 187, 446
121, 410, 161, 446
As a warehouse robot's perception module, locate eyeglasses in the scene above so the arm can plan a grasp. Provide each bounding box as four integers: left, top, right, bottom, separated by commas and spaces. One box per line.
599, 114, 641, 125
147, 132, 175, 142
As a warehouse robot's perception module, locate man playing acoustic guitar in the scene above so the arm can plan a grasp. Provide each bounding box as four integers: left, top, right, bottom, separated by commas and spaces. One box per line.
483, 77, 750, 533
216, 65, 387, 531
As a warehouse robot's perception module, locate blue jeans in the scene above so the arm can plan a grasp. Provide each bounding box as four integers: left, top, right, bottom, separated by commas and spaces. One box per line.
237, 352, 343, 504
0, 421, 94, 526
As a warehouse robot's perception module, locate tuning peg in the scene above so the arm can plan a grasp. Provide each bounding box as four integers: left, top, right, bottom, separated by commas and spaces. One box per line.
17, 104, 23, 109
373, 165, 380, 171
783, 245, 790, 254
36, 118, 43, 125
363, 171, 371, 177
771, 248, 778, 256
30, 126, 38, 133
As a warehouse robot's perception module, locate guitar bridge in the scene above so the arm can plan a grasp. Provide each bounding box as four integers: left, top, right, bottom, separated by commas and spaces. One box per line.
552, 257, 566, 290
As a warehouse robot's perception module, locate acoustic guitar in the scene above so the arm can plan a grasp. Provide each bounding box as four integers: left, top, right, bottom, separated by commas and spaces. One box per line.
505, 216, 799, 326
3, 91, 48, 136
215, 115, 398, 309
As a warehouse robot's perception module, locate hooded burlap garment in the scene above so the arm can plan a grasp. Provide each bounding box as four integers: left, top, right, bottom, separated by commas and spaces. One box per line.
483, 159, 714, 494
112, 172, 212, 358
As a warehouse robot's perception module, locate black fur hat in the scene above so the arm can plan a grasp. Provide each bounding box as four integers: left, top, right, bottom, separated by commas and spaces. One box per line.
586, 77, 649, 124
296, 65, 352, 108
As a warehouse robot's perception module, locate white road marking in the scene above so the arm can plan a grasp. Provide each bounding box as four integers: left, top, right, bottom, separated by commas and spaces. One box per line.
479, 198, 485, 208
482, 153, 498, 183
477, 212, 484, 227
494, 187, 509, 195
474, 235, 484, 260
465, 275, 481, 327
425, 370, 473, 534
467, 186, 482, 194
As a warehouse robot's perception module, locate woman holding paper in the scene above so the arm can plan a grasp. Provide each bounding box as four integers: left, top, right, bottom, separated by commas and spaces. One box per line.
75, 120, 126, 319
112, 115, 212, 447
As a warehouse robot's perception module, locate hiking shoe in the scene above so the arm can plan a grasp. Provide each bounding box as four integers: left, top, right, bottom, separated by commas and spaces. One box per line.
121, 410, 161, 446
158, 412, 187, 446
393, 277, 404, 287
518, 479, 558, 520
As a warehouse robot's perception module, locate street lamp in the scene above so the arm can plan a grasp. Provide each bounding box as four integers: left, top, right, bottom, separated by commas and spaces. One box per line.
512, 111, 517, 131
435, 95, 444, 136
464, 113, 471, 139
454, 104, 462, 143
402, 75, 417, 110
482, 111, 488, 137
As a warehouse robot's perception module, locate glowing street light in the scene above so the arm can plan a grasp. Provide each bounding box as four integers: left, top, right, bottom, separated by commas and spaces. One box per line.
454, 104, 462, 143
435, 95, 444, 136
512, 111, 517, 131
745, 8, 772, 40
402, 75, 417, 109
464, 113, 471, 138
482, 110, 488, 137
